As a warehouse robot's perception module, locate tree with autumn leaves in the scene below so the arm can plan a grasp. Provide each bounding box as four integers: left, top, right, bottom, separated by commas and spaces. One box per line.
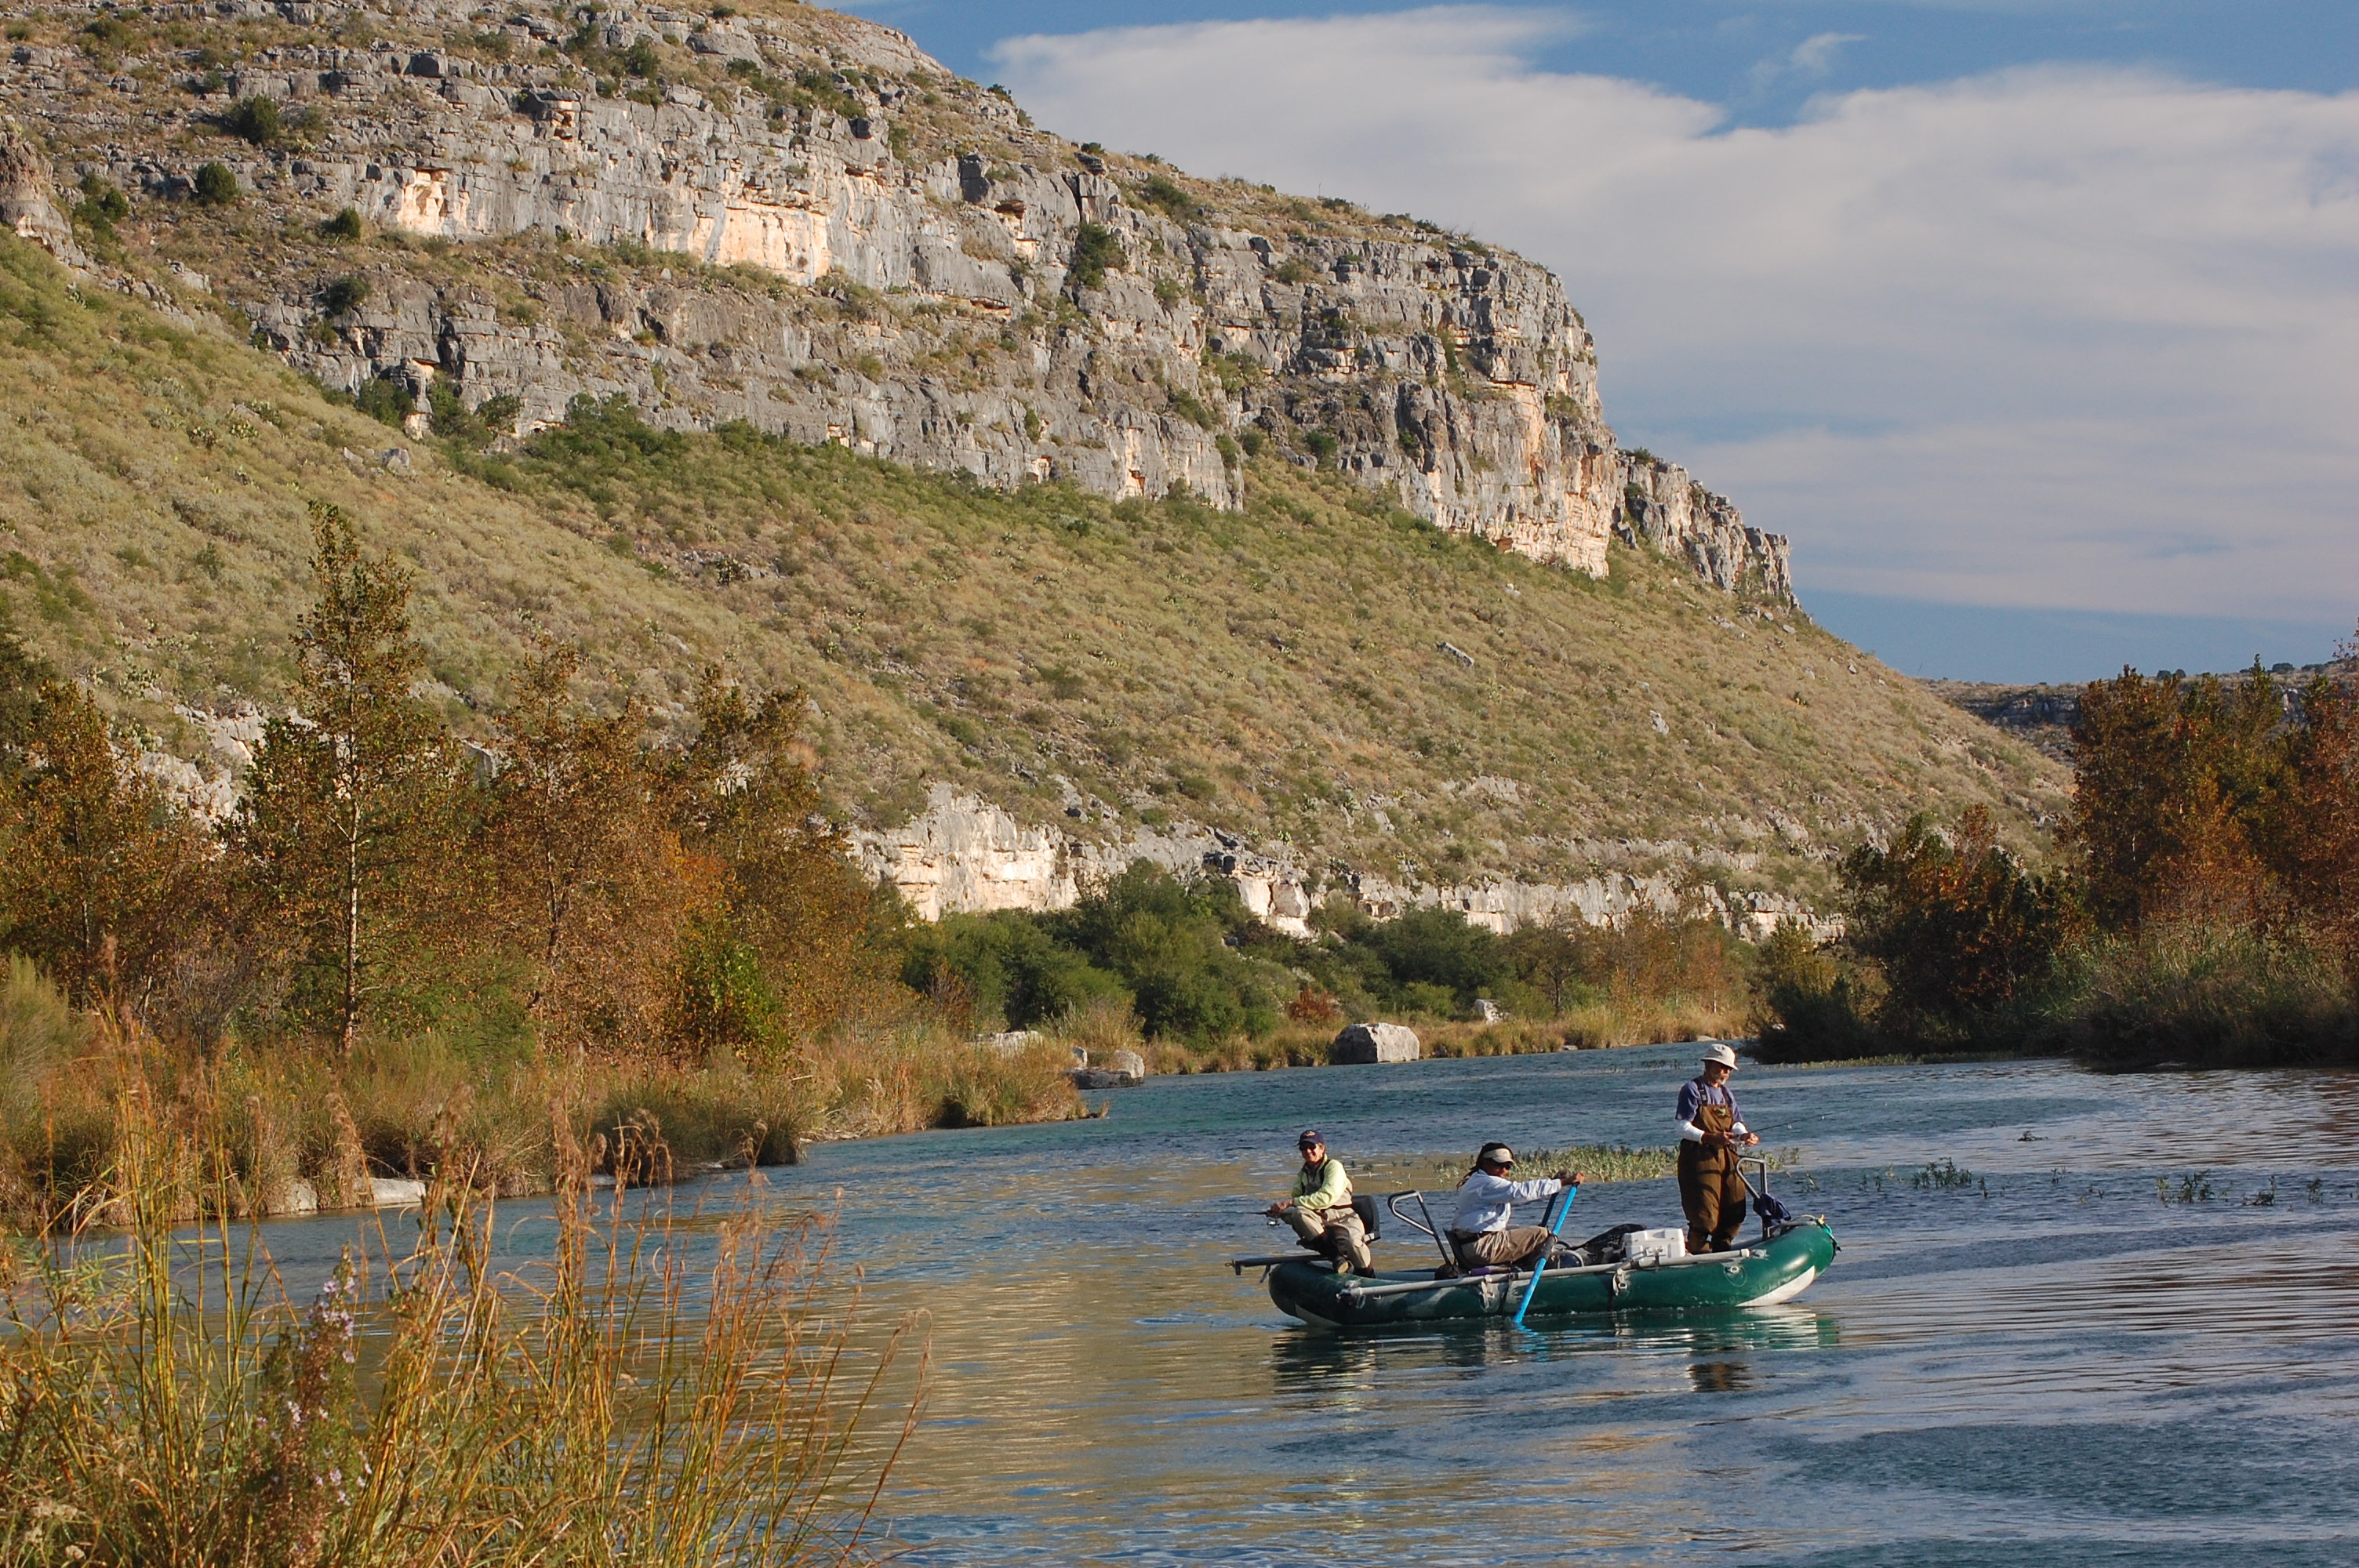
1761, 652, 2359, 1065
0, 504, 892, 1062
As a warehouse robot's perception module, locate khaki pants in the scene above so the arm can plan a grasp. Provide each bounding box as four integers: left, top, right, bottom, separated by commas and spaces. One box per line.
1678, 1146, 1750, 1254
1452, 1225, 1552, 1269
1285, 1206, 1370, 1270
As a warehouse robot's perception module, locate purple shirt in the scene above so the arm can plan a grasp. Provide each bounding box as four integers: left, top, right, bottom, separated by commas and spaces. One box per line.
1675, 1078, 1746, 1142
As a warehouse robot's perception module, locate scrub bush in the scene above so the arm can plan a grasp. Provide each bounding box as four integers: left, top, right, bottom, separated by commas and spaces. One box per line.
1067, 223, 1125, 290
191, 162, 239, 205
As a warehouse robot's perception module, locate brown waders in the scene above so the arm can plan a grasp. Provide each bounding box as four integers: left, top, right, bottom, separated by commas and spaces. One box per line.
1677, 1096, 1750, 1254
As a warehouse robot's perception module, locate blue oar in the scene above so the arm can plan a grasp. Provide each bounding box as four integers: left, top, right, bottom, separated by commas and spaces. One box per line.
1510, 1179, 1579, 1329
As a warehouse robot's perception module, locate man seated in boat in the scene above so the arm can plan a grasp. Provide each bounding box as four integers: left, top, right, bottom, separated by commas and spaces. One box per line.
1447, 1144, 1583, 1270
1263, 1129, 1372, 1275
1678, 1043, 1761, 1254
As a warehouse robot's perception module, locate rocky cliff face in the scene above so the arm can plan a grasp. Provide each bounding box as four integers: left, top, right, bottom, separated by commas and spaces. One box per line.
859, 789, 1841, 942
0, 0, 1790, 597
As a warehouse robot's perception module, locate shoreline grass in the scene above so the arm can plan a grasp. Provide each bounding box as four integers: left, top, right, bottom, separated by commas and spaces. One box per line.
0, 964, 1084, 1234
0, 1044, 921, 1565
1143, 1005, 1749, 1076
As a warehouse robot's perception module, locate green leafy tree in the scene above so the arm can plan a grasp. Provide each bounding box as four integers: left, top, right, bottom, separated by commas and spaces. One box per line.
0, 630, 216, 1007
900, 911, 1124, 1033
231, 504, 458, 1052
1361, 906, 1507, 1014
673, 671, 889, 1054
1050, 862, 1281, 1040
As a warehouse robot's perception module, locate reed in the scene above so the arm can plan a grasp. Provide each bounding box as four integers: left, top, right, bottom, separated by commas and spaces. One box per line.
0, 1054, 921, 1566
0, 990, 1089, 1232
1365, 1143, 1808, 1192
1141, 1004, 1747, 1076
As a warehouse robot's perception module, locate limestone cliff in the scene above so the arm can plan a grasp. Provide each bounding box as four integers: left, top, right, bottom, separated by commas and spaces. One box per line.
856, 789, 1840, 941
0, 0, 1789, 597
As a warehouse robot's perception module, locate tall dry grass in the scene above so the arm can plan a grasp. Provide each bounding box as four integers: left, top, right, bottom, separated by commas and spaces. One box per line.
800, 1021, 1086, 1139
0, 985, 1084, 1232
0, 1065, 922, 1566
1141, 1001, 1747, 1076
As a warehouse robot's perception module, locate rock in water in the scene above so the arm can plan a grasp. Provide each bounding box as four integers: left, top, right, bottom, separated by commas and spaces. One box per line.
1069, 1047, 1147, 1088
1331, 1022, 1422, 1064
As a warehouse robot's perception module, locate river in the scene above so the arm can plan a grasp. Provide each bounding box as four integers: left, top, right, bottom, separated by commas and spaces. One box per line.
772, 1044, 2359, 1565
233, 1043, 2359, 1562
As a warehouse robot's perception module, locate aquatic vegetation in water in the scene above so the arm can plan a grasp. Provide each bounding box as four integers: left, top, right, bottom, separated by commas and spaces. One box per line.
1910, 1159, 1978, 1191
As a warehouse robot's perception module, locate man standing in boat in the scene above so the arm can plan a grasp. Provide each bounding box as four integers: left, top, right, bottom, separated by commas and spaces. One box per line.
1678, 1044, 1761, 1254
1264, 1129, 1372, 1275
1448, 1144, 1582, 1269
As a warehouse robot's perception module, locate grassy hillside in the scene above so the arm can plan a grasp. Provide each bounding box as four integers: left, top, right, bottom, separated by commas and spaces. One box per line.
0, 232, 2063, 904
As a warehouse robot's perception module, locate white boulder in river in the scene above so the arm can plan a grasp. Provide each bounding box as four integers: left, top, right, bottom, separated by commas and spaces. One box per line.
1330, 1023, 1423, 1065
1070, 1047, 1149, 1088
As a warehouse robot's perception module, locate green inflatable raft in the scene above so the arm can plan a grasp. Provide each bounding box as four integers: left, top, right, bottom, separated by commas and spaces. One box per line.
1236, 1203, 1837, 1331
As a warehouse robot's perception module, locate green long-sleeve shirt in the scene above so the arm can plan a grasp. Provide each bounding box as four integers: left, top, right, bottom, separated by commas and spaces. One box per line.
1289, 1156, 1353, 1213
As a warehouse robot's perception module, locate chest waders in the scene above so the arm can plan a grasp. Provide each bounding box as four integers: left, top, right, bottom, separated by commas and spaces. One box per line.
1677, 1091, 1751, 1254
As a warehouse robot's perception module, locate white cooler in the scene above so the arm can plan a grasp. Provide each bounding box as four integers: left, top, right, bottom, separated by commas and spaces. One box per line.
1624, 1229, 1688, 1265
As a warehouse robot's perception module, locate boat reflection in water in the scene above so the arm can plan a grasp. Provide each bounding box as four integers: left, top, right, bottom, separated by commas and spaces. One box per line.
1264, 1302, 1839, 1397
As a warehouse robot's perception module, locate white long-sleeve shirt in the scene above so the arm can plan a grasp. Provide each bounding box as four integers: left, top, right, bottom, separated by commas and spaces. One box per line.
1451, 1171, 1564, 1235
1675, 1078, 1750, 1143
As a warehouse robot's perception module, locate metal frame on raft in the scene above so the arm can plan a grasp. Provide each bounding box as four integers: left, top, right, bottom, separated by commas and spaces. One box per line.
1228, 1158, 1833, 1322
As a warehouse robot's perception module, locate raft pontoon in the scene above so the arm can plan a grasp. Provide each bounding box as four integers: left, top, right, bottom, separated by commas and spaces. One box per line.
1232, 1161, 1836, 1330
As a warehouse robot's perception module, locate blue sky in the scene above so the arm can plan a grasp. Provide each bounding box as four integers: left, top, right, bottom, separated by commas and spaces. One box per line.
837, 2, 2358, 682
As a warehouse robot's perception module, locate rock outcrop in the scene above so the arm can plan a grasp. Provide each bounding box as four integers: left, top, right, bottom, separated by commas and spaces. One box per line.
0, 0, 1790, 598
855, 788, 1840, 940
0, 120, 81, 266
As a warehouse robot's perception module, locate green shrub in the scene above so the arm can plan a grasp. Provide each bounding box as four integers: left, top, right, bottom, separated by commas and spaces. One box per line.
1167, 388, 1219, 430
1135, 175, 1201, 223
901, 910, 1125, 1033
318, 274, 369, 317
190, 162, 239, 205
353, 374, 412, 426
620, 38, 660, 76
671, 916, 783, 1064
2023, 925, 2358, 1069
71, 174, 129, 237
220, 94, 281, 145
1067, 223, 1126, 290
319, 206, 364, 241
427, 380, 520, 446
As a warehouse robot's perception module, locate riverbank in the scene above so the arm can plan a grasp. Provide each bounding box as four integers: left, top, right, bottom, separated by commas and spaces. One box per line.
0, 962, 1086, 1232
1143, 1006, 1750, 1075
0, 954, 1745, 1232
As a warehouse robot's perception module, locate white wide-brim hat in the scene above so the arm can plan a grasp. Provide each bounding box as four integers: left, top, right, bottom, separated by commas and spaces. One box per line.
1699, 1042, 1739, 1069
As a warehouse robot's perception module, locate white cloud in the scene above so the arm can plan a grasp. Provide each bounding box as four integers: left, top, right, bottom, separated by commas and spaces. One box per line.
991, 9, 2359, 619
1751, 30, 1865, 90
